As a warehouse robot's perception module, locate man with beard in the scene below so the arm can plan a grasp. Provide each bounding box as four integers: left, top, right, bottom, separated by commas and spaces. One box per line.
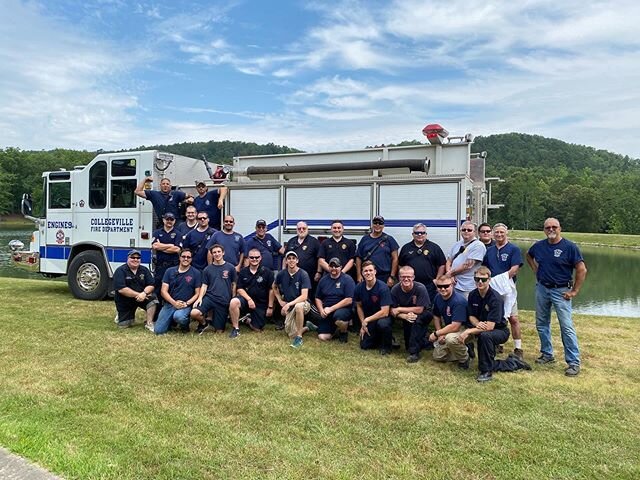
207, 215, 245, 270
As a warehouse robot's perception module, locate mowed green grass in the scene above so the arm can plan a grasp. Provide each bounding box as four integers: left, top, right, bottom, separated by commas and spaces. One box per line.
1, 278, 638, 479
510, 230, 640, 249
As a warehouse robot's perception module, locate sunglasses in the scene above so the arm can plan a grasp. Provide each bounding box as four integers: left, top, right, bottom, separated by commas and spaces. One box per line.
372, 221, 384, 225
460, 228, 474, 232
248, 256, 261, 260
479, 230, 491, 233
544, 226, 559, 230
130, 256, 141, 260
413, 231, 426, 235
180, 255, 192, 259
197, 217, 208, 220
436, 284, 452, 289
474, 277, 490, 283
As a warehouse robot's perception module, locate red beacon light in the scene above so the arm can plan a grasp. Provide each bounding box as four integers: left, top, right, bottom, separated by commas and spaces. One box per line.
422, 124, 449, 145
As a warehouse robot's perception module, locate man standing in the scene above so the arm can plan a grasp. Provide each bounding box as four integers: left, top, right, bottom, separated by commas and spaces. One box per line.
151, 212, 181, 301
113, 249, 158, 331
207, 215, 245, 270
315, 257, 355, 343
273, 251, 313, 348
155, 249, 202, 335
193, 180, 227, 230
446, 221, 486, 298
285, 221, 321, 298
458, 267, 531, 382
356, 216, 399, 287
245, 219, 285, 270
428, 274, 471, 369
229, 248, 275, 333
191, 244, 237, 335
317, 220, 356, 278
180, 212, 216, 271
390, 266, 433, 363
135, 176, 191, 227
398, 223, 446, 302
483, 223, 524, 358
176, 205, 198, 237
526, 218, 587, 377
478, 222, 495, 248
355, 261, 394, 355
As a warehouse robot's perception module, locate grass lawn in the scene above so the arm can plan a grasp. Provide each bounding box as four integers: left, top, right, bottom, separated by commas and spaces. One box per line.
510, 230, 640, 249
1, 278, 638, 479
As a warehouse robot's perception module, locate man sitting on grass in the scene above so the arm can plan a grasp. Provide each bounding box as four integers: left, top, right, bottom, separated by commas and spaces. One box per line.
113, 249, 158, 331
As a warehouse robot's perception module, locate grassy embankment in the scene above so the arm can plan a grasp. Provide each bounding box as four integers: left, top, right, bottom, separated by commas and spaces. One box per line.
0, 277, 638, 479
511, 230, 640, 249
0, 215, 34, 230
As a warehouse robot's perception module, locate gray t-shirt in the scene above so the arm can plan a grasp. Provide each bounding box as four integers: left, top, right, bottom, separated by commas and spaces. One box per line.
448, 239, 486, 293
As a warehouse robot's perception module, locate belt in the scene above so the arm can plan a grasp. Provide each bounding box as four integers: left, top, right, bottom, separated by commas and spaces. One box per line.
541, 281, 572, 289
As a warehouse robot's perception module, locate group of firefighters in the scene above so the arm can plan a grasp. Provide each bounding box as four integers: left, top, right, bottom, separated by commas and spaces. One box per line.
113, 180, 587, 382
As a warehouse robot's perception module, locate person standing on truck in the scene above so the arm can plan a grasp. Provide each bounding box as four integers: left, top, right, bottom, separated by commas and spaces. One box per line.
285, 221, 320, 299
317, 220, 356, 278
180, 212, 217, 271
191, 244, 237, 336
151, 213, 181, 303
356, 216, 399, 287
176, 205, 198, 237
245, 219, 285, 270
206, 215, 245, 270
193, 180, 228, 230
155, 249, 202, 335
526, 218, 587, 377
445, 221, 486, 298
113, 249, 158, 331
135, 177, 192, 227
398, 223, 446, 303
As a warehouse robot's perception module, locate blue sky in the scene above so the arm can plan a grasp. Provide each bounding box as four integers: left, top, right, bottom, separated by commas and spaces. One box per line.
2, 0, 639, 158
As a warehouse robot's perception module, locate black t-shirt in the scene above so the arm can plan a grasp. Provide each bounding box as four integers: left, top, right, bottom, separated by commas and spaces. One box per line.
237, 265, 274, 307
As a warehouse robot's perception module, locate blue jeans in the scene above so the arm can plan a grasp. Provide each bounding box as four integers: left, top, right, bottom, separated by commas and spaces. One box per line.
155, 303, 192, 335
535, 283, 580, 366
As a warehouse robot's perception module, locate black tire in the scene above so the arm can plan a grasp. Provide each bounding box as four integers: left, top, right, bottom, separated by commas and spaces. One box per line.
68, 251, 109, 300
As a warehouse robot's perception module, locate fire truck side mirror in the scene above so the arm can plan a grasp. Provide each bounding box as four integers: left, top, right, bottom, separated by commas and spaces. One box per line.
21, 193, 33, 217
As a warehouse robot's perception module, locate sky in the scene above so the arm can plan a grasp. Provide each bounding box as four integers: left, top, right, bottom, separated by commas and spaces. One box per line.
1, 0, 639, 158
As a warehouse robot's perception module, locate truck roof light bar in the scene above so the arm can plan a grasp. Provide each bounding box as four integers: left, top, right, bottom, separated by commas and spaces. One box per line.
422, 124, 449, 145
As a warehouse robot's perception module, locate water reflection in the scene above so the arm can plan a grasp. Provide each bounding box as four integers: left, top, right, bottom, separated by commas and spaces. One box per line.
1, 228, 639, 317
515, 242, 640, 318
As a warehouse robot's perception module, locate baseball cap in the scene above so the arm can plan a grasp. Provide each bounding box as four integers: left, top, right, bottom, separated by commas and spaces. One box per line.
162, 212, 176, 220
373, 215, 385, 224
328, 257, 342, 267
127, 249, 141, 258
256, 219, 267, 227
285, 251, 298, 259
196, 180, 206, 187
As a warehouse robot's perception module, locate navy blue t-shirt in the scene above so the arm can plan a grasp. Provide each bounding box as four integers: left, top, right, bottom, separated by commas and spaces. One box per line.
354, 279, 392, 318
193, 190, 222, 228
391, 282, 431, 310
316, 272, 356, 308
180, 227, 216, 270
207, 230, 245, 266
432, 291, 469, 327
274, 268, 311, 302
527, 238, 583, 285
152, 227, 180, 266
162, 266, 202, 302
237, 265, 274, 307
484, 242, 523, 280
176, 221, 197, 238
357, 234, 399, 274
467, 287, 506, 328
144, 189, 186, 220
202, 262, 237, 305
245, 233, 282, 270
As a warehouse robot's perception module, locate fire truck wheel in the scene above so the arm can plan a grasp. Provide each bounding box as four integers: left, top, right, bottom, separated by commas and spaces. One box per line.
68, 251, 109, 300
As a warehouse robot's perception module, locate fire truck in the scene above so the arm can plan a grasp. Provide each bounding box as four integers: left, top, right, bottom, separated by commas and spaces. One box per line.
10, 124, 492, 300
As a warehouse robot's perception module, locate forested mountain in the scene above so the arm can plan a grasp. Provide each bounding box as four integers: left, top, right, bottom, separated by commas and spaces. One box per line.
1, 134, 639, 234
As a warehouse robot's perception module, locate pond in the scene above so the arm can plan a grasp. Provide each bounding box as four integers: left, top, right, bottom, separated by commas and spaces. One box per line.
1, 227, 639, 317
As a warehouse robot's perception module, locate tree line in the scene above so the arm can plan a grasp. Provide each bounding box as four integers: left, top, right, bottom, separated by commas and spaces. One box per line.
1, 134, 639, 234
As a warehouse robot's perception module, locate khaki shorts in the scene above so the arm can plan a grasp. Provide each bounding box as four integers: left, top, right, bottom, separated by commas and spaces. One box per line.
284, 301, 311, 337
508, 298, 519, 317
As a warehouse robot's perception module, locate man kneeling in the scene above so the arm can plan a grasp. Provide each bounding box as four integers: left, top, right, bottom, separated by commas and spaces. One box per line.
315, 257, 355, 343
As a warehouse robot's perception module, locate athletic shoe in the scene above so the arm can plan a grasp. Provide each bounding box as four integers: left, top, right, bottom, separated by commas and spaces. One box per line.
513, 348, 524, 360
338, 331, 348, 343
535, 355, 556, 365
229, 328, 240, 339
305, 320, 318, 332
565, 365, 581, 377
476, 372, 493, 382
457, 357, 470, 370
290, 336, 303, 349
114, 313, 119, 324
239, 314, 251, 324
406, 353, 420, 363
274, 320, 285, 331
196, 323, 211, 336
145, 323, 155, 333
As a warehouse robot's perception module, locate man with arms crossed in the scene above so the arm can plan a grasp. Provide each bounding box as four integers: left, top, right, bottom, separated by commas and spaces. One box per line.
526, 218, 587, 377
